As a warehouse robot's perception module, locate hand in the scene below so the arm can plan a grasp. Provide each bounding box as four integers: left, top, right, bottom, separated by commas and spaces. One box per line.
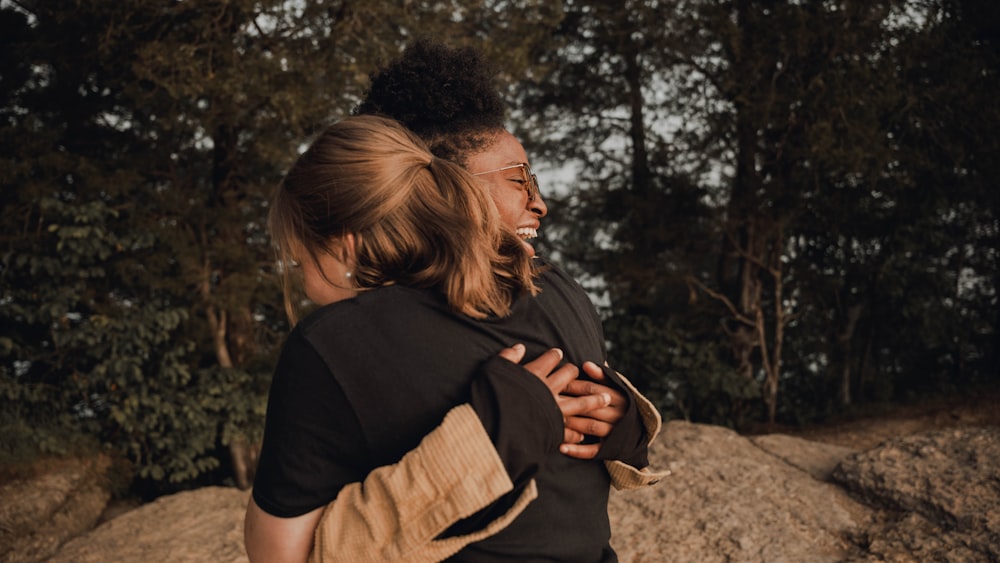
562, 361, 627, 434
558, 362, 627, 460
497, 344, 611, 458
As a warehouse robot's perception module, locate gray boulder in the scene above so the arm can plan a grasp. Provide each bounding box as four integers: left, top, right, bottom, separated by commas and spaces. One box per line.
832, 427, 1000, 562
47, 486, 250, 563
15, 422, 998, 562
608, 421, 870, 562
0, 456, 111, 563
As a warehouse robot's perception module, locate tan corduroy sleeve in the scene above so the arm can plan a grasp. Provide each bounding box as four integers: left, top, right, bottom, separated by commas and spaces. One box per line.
605, 372, 672, 490
309, 403, 537, 563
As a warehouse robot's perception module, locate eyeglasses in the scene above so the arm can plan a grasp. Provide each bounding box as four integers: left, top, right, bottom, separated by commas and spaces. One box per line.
472, 163, 540, 202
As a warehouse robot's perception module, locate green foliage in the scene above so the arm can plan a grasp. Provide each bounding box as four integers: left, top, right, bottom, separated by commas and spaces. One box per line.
3, 0, 996, 488
1, 0, 567, 492
605, 314, 759, 427
518, 0, 999, 424
0, 192, 222, 482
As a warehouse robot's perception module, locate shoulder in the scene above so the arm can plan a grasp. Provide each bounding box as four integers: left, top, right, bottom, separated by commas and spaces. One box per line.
534, 257, 581, 289
532, 258, 592, 303
297, 285, 446, 337
523, 257, 606, 347
292, 286, 463, 371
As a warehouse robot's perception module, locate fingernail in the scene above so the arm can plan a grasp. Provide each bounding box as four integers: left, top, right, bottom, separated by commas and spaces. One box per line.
559, 445, 569, 454
513, 343, 525, 352
553, 348, 563, 359
602, 393, 611, 405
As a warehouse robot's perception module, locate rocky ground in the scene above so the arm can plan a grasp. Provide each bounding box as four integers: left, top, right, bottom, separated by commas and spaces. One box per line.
607, 389, 1000, 562
785, 389, 1000, 451
2, 390, 998, 562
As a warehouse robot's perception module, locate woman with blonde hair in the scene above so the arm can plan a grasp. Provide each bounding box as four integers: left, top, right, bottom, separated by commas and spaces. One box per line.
267, 113, 531, 323
246, 114, 629, 562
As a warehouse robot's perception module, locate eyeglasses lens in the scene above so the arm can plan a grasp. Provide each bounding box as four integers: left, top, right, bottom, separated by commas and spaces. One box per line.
521, 165, 539, 201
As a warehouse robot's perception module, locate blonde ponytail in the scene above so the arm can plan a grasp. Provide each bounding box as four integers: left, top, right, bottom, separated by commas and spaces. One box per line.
270, 115, 537, 321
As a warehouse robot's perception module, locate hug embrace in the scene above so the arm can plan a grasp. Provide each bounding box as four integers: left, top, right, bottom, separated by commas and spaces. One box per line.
244, 42, 667, 563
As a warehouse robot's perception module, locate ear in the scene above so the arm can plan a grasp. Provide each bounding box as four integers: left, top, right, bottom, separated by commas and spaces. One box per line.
338, 232, 358, 267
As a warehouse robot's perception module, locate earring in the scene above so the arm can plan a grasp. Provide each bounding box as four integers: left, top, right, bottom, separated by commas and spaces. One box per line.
345, 271, 352, 279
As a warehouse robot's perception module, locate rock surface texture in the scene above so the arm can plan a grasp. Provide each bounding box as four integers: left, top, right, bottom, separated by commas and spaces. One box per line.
3, 422, 997, 562
46, 486, 250, 563
832, 427, 1000, 562
0, 456, 110, 563
607, 422, 870, 562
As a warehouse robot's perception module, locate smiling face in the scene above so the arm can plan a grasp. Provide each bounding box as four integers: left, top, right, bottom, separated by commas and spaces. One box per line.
465, 131, 548, 256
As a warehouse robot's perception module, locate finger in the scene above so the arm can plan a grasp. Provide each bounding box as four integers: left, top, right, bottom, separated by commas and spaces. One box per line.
559, 442, 601, 460
496, 343, 526, 364
582, 361, 607, 381
560, 390, 626, 424
557, 393, 611, 418
594, 405, 625, 424
583, 403, 626, 424
562, 379, 626, 406
561, 378, 601, 396
563, 427, 585, 444
521, 348, 564, 379
544, 362, 580, 395
565, 415, 615, 438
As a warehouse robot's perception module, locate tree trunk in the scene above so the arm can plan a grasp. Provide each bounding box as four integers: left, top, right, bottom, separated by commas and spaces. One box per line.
835, 303, 863, 407
763, 227, 786, 424
624, 44, 652, 197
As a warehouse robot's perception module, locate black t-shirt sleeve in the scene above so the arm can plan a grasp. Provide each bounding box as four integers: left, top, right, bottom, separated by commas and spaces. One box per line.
251, 328, 367, 518
441, 354, 563, 538
468, 355, 564, 483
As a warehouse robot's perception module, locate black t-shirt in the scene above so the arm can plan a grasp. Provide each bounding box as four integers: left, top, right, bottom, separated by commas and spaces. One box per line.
253, 263, 629, 562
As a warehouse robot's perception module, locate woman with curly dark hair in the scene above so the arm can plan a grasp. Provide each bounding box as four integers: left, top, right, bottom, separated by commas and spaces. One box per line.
354, 39, 663, 485
354, 40, 549, 260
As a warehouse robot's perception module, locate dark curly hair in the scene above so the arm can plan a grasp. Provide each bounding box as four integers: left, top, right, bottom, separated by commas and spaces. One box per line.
354, 40, 506, 167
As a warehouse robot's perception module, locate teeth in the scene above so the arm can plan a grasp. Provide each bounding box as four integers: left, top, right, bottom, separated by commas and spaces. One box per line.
515, 227, 538, 240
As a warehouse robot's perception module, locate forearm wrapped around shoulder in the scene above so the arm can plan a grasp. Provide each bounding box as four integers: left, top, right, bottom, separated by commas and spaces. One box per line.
309, 404, 536, 562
